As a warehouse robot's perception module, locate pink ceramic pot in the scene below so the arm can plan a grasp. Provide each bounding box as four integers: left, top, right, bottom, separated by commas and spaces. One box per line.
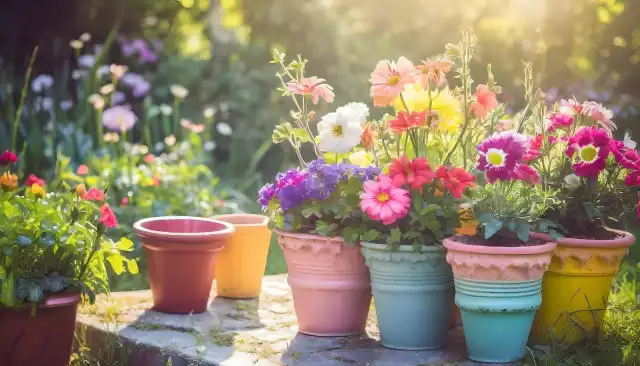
277, 230, 372, 336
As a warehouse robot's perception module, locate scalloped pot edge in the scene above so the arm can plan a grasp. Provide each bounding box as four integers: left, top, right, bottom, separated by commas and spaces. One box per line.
443, 237, 557, 281
276, 230, 347, 256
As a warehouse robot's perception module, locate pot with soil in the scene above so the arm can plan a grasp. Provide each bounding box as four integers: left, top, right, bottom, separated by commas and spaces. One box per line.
530, 227, 635, 344
134, 216, 234, 313
444, 234, 557, 363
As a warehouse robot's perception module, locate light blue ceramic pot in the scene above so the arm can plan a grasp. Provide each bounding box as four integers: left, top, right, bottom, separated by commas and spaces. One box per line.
455, 277, 542, 363
361, 242, 454, 350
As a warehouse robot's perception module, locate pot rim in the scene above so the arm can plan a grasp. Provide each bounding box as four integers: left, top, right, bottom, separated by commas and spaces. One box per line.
274, 229, 344, 243
360, 241, 443, 252
134, 216, 234, 242
443, 236, 556, 255
212, 213, 269, 227
543, 228, 635, 249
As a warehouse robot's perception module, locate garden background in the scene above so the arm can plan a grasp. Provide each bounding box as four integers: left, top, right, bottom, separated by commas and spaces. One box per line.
1, 0, 639, 292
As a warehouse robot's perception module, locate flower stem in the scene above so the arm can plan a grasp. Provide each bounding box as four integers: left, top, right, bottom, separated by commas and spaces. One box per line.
12, 47, 38, 152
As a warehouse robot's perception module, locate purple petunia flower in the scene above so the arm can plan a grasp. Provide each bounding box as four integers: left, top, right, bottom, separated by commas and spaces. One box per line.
258, 183, 276, 208
112, 91, 126, 105
121, 73, 151, 97
476, 131, 528, 183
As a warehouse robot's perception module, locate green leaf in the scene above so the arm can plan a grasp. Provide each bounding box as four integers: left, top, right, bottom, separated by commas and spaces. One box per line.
516, 221, 530, 243
483, 218, 503, 240
362, 229, 379, 242
390, 228, 402, 243
422, 204, 442, 215
291, 128, 312, 143
106, 255, 125, 275
127, 259, 139, 274
0, 273, 16, 307
342, 227, 360, 244
582, 202, 602, 221
117, 237, 134, 251
271, 122, 293, 144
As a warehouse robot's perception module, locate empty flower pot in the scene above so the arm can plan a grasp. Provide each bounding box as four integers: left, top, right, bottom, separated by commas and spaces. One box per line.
361, 243, 454, 350
444, 236, 556, 363
213, 214, 272, 298
0, 293, 81, 366
277, 230, 372, 336
134, 216, 233, 314
530, 229, 635, 344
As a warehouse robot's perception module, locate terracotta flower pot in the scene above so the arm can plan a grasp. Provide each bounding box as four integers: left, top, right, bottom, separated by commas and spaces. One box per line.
134, 216, 234, 314
0, 293, 81, 366
530, 229, 635, 344
444, 236, 556, 363
213, 214, 272, 298
277, 230, 372, 336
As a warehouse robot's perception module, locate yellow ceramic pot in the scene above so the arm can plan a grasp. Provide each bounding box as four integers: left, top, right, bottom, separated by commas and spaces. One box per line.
213, 214, 272, 298
530, 229, 635, 344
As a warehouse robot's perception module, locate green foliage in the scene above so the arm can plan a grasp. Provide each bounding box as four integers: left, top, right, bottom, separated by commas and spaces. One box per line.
0, 187, 134, 308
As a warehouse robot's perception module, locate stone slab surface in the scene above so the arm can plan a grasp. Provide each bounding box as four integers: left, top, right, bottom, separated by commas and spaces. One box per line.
77, 274, 514, 365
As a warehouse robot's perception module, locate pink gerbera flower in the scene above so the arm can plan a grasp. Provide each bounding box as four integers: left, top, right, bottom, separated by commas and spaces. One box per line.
360, 175, 410, 225
610, 140, 640, 170
415, 57, 453, 87
545, 112, 574, 132
582, 101, 616, 135
369, 57, 415, 107
476, 131, 528, 183
470, 84, 498, 118
560, 98, 583, 115
286, 76, 335, 104
565, 126, 610, 177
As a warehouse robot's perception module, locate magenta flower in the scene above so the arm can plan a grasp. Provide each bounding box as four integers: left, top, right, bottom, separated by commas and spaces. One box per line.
476, 131, 528, 183
545, 112, 574, 132
565, 126, 610, 177
286, 77, 335, 104
102, 106, 138, 132
512, 164, 541, 185
610, 140, 640, 170
360, 175, 410, 225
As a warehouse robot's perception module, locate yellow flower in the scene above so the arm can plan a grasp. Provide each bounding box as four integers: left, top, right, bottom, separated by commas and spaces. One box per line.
349, 151, 373, 167
0, 172, 18, 191
30, 183, 45, 199
392, 84, 462, 133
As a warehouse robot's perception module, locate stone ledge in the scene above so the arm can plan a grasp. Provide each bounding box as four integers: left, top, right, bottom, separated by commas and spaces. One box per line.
76, 274, 513, 365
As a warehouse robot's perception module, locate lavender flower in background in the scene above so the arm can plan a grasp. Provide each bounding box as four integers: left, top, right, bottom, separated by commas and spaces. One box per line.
31, 74, 54, 93
121, 72, 151, 97
102, 105, 137, 132
96, 65, 110, 78
112, 91, 126, 105
60, 99, 74, 111
33, 96, 53, 113
72, 70, 88, 80
119, 37, 158, 64
78, 54, 95, 68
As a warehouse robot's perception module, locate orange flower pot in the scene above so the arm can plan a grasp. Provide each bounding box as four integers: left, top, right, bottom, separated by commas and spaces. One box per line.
213, 214, 272, 298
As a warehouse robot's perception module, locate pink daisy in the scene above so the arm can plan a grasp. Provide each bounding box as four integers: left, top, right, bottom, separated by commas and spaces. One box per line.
476, 131, 528, 183
610, 140, 640, 170
545, 112, 574, 132
565, 126, 610, 177
369, 57, 415, 107
360, 175, 410, 225
582, 101, 616, 135
512, 164, 541, 185
286, 76, 335, 104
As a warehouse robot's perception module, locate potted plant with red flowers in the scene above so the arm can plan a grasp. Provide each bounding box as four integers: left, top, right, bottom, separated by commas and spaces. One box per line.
0, 151, 136, 366
259, 51, 379, 336
443, 129, 559, 363
522, 98, 638, 344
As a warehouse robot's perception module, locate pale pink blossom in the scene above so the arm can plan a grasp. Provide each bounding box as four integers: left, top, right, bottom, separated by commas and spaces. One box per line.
582, 101, 616, 135
369, 57, 415, 107
415, 57, 453, 87
286, 77, 335, 104
470, 84, 498, 118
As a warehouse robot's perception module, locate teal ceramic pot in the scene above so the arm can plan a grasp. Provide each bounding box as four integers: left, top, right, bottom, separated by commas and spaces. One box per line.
455, 278, 542, 362
361, 242, 454, 350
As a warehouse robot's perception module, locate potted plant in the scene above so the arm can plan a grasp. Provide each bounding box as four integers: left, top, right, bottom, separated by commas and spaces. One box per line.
443, 129, 559, 363
259, 51, 379, 336
355, 39, 479, 349
523, 98, 638, 343
0, 150, 136, 366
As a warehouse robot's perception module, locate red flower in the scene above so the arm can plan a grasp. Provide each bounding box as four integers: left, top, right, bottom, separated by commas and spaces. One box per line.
99, 204, 118, 228
144, 154, 154, 164
388, 111, 426, 134
83, 188, 105, 201
0, 151, 18, 166
120, 197, 129, 207
24, 174, 45, 187
361, 123, 378, 150
77, 165, 89, 175
436, 166, 475, 198
388, 156, 435, 191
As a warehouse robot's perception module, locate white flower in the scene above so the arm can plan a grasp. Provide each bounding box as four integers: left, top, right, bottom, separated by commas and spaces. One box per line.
109, 64, 128, 80
159, 104, 173, 115
317, 103, 367, 153
78, 54, 95, 68
624, 131, 637, 149
80, 32, 92, 42
69, 40, 83, 50
31, 74, 54, 93
204, 141, 217, 151
170, 84, 189, 99
203, 107, 216, 119
100, 83, 115, 95
216, 122, 233, 136
564, 174, 581, 190
88, 93, 105, 110
164, 134, 176, 147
